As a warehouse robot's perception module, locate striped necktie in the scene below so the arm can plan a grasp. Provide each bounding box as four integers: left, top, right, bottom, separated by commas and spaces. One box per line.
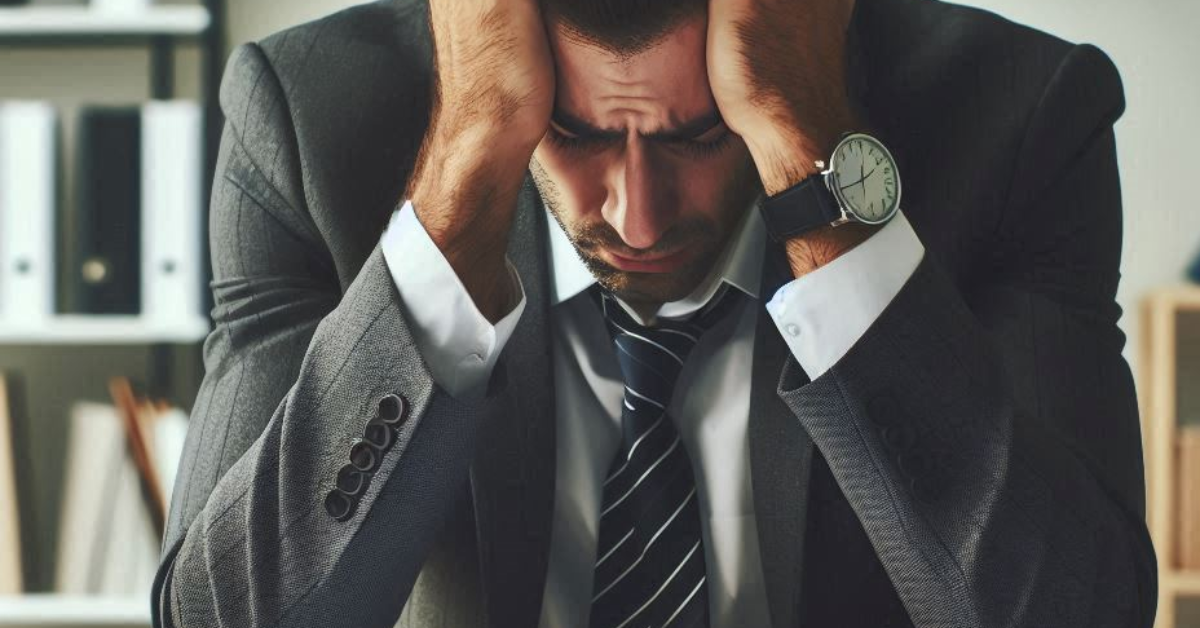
588, 283, 741, 628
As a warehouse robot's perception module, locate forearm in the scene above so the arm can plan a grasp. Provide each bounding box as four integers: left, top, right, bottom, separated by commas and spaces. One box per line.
405, 109, 538, 323
157, 249, 504, 628
381, 200, 527, 399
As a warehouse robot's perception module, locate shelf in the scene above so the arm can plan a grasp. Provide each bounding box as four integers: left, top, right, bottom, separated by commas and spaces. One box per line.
1147, 284, 1200, 311
0, 5, 209, 38
1165, 570, 1200, 595
0, 315, 209, 344
0, 595, 149, 627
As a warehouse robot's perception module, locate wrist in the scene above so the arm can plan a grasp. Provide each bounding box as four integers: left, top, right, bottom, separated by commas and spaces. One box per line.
784, 222, 881, 278
741, 111, 862, 196
407, 126, 529, 324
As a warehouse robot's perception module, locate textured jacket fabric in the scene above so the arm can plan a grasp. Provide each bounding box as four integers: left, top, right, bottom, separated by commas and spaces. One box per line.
151, 0, 1157, 625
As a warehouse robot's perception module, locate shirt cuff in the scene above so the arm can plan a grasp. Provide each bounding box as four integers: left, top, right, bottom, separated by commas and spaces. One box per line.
765, 208, 924, 380
380, 200, 527, 399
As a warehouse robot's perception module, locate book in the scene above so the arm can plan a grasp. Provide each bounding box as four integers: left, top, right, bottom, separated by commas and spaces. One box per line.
109, 377, 165, 538
1179, 425, 1200, 570
0, 374, 23, 594
55, 389, 189, 596
141, 100, 204, 330
61, 106, 142, 315
0, 101, 57, 329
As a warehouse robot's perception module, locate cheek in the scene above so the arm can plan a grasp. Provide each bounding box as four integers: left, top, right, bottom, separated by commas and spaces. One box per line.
533, 144, 612, 219
665, 151, 748, 222
675, 162, 723, 203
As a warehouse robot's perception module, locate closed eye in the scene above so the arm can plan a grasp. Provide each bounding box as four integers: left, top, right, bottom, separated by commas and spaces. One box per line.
546, 125, 733, 159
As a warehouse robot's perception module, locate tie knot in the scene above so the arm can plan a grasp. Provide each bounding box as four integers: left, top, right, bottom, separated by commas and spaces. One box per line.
591, 284, 740, 395
593, 283, 739, 338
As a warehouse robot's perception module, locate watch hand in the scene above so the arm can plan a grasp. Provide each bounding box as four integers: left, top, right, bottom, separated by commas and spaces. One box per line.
838, 168, 877, 190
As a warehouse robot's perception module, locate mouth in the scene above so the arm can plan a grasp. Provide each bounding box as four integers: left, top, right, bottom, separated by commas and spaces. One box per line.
601, 246, 691, 273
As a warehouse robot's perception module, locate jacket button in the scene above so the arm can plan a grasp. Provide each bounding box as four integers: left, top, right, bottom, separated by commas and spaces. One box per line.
325, 489, 354, 521
363, 418, 396, 451
880, 424, 916, 453
378, 393, 409, 427
898, 451, 933, 481
349, 440, 380, 473
910, 476, 938, 504
336, 464, 367, 497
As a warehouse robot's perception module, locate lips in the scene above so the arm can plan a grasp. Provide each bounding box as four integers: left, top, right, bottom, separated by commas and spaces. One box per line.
603, 247, 690, 273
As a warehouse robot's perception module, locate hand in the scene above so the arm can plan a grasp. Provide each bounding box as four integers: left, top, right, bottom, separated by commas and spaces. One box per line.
707, 0, 878, 278
406, 0, 555, 322
706, 0, 860, 195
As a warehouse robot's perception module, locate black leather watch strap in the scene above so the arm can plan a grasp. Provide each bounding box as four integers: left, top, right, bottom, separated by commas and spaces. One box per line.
758, 174, 844, 242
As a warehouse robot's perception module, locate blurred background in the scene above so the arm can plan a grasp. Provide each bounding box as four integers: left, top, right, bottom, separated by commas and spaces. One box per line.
0, 0, 1197, 626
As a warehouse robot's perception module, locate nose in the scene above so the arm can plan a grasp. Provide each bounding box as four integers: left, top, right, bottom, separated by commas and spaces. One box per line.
601, 140, 678, 251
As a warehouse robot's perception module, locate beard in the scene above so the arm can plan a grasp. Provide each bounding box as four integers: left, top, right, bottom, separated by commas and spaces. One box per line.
529, 155, 762, 310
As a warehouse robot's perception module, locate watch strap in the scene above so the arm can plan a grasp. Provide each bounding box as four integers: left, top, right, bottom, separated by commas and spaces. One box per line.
758, 173, 844, 242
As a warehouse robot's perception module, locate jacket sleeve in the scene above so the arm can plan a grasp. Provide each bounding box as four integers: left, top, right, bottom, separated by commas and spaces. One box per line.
150, 41, 504, 628
780, 43, 1157, 628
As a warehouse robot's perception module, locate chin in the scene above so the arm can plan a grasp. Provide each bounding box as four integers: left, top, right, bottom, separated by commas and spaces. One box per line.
585, 255, 713, 305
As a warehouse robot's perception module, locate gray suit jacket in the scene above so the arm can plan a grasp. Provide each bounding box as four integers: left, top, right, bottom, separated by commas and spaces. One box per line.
151, 0, 1158, 625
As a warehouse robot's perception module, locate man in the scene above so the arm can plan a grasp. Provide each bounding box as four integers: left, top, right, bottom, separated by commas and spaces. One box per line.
151, 0, 1158, 624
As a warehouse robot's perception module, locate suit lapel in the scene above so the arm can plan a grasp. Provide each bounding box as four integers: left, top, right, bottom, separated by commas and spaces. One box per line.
470, 173, 557, 627
748, 241, 815, 628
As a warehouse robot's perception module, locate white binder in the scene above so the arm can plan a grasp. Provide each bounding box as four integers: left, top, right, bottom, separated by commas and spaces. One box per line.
0, 101, 57, 330
141, 100, 203, 331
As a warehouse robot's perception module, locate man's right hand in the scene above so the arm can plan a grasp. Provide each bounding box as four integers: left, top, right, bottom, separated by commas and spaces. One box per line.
405, 0, 555, 323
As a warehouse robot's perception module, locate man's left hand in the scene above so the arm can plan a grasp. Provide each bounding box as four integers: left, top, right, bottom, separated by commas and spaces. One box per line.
707, 0, 879, 277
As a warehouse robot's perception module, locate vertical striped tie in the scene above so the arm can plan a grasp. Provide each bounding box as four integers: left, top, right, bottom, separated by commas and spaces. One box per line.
588, 284, 741, 628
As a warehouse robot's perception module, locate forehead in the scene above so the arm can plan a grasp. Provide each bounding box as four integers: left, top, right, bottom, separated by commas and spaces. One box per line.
547, 17, 715, 132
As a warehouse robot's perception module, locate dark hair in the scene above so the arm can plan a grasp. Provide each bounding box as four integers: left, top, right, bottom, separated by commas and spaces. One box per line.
541, 0, 707, 57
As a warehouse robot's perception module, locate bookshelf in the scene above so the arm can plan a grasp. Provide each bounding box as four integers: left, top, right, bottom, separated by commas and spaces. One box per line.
0, 6, 209, 37
0, 316, 209, 344
0, 0, 225, 625
1141, 285, 1200, 628
0, 595, 148, 627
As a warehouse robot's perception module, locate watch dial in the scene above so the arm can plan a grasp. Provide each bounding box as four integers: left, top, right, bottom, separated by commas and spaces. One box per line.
832, 135, 900, 222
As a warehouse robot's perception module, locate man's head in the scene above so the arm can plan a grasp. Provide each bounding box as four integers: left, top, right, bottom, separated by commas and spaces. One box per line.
530, 1, 763, 311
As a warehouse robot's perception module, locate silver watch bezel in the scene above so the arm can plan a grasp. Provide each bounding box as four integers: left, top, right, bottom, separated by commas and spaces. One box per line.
821, 132, 902, 227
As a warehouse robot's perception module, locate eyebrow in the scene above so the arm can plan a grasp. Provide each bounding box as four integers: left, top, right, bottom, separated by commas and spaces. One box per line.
550, 108, 725, 142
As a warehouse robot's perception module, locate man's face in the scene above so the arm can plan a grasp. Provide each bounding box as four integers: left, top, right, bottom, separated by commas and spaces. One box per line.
531, 16, 762, 308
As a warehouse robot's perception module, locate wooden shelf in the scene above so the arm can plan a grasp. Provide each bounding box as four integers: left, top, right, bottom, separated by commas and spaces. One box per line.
0, 5, 209, 37
0, 316, 209, 344
1142, 287, 1200, 628
1147, 284, 1200, 311
1164, 570, 1200, 595
0, 595, 149, 627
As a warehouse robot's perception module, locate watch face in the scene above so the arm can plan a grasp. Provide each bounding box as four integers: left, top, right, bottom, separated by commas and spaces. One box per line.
829, 134, 901, 223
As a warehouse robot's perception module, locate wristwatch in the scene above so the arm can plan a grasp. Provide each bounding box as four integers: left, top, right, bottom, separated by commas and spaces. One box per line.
758, 132, 901, 242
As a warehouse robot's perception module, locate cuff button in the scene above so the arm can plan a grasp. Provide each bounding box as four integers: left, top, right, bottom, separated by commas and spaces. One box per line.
325, 489, 354, 521
349, 440, 380, 472
363, 418, 396, 451
378, 393, 409, 427
336, 464, 367, 497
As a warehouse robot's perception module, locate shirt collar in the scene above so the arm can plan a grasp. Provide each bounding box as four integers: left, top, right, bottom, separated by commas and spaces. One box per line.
546, 193, 766, 319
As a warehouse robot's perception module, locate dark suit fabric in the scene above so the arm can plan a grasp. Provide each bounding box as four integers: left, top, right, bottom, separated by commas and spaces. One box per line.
151, 0, 1157, 625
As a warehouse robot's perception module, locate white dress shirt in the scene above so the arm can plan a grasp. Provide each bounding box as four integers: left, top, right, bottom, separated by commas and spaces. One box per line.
380, 196, 924, 627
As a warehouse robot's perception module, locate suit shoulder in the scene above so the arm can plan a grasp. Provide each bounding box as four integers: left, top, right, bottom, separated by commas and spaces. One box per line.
858, 0, 1125, 273
221, 0, 436, 286
255, 0, 430, 79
